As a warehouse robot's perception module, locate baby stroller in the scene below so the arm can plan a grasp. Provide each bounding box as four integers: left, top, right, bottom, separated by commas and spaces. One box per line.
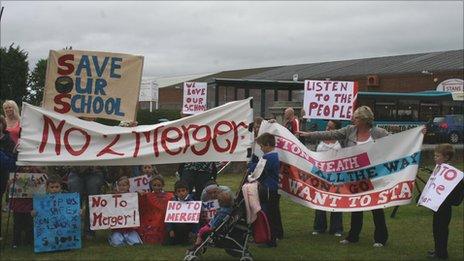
184, 176, 254, 261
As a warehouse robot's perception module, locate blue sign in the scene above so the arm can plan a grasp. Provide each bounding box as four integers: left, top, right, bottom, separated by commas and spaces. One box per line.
33, 193, 81, 253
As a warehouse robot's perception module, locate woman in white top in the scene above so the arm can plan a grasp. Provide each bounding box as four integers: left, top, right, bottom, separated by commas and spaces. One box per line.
312, 120, 344, 237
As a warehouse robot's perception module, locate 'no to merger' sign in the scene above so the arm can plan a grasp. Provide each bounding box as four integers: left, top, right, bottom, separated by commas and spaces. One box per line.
164, 201, 201, 223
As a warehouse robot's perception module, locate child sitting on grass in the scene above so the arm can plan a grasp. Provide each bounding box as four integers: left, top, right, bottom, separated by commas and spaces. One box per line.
138, 175, 173, 244
165, 180, 199, 245
190, 190, 233, 250
427, 144, 464, 259
108, 176, 143, 247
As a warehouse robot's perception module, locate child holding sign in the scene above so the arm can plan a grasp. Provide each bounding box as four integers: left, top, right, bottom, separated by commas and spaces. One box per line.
428, 144, 464, 259
108, 176, 143, 247
165, 180, 199, 245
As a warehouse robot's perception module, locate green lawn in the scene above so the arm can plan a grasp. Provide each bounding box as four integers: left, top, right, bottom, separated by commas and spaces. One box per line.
1, 167, 463, 261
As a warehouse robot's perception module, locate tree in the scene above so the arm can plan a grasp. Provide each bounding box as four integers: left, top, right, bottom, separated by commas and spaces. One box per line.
26, 58, 47, 106
0, 44, 29, 106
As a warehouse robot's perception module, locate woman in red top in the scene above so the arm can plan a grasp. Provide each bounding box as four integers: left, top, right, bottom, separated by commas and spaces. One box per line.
2, 100, 21, 145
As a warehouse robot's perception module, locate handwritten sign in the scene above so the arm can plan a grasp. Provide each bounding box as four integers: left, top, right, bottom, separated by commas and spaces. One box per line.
303, 80, 358, 120
42, 50, 144, 121
9, 173, 48, 198
33, 193, 81, 253
182, 82, 207, 115
89, 193, 140, 230
164, 201, 202, 223
201, 199, 219, 222
129, 175, 150, 193
418, 164, 464, 211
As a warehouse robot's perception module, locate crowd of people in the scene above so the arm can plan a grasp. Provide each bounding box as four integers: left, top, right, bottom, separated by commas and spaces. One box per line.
0, 99, 463, 260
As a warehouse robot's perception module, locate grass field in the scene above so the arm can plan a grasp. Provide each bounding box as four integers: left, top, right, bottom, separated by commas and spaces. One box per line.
1, 165, 463, 261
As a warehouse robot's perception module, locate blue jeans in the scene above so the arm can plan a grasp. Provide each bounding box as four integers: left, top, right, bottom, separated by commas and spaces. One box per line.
68, 170, 104, 234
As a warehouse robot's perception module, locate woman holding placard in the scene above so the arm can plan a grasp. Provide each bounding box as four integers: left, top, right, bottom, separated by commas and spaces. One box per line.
299, 106, 390, 247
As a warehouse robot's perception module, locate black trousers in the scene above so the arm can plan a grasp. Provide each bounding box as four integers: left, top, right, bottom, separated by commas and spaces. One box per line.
345, 210, 388, 244
261, 189, 284, 243
13, 212, 33, 246
171, 223, 194, 245
433, 203, 452, 258
313, 210, 343, 234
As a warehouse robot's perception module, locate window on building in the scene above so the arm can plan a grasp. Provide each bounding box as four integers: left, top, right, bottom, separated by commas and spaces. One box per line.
419, 103, 440, 122
397, 100, 419, 121
375, 101, 397, 121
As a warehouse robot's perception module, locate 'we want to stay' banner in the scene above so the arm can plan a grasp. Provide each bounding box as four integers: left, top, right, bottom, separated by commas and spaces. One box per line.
259, 121, 424, 212
18, 98, 253, 166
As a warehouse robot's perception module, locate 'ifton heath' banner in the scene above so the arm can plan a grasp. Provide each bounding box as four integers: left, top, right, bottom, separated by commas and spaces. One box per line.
259, 121, 424, 212
17, 98, 253, 166
303, 80, 358, 120
42, 50, 144, 121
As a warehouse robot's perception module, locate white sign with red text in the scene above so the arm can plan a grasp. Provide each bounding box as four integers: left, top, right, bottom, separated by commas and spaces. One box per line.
418, 164, 463, 212
89, 193, 140, 230
164, 201, 202, 223
17, 98, 253, 166
201, 199, 220, 222
303, 80, 358, 120
182, 82, 207, 115
128, 175, 150, 193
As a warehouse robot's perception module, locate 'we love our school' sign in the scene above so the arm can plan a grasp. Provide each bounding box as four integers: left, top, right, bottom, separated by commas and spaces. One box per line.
43, 50, 144, 121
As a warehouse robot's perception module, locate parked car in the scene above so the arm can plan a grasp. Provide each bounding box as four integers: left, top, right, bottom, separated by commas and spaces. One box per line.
426, 114, 464, 144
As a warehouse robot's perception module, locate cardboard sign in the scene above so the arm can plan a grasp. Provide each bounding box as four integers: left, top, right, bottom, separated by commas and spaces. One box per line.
418, 164, 464, 211
182, 82, 207, 115
129, 175, 150, 193
303, 80, 358, 120
42, 50, 144, 121
259, 120, 425, 212
33, 193, 81, 253
8, 173, 48, 198
201, 199, 220, 222
164, 201, 202, 223
18, 98, 253, 166
89, 193, 140, 230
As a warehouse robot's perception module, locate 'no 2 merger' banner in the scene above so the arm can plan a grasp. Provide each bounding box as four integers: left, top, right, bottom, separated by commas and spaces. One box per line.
17, 98, 253, 166
259, 121, 424, 212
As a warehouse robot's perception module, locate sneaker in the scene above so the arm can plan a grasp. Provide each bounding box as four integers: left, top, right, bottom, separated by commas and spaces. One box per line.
334, 233, 343, 237
340, 239, 351, 244
312, 231, 320, 235
12, 245, 17, 249
373, 243, 384, 247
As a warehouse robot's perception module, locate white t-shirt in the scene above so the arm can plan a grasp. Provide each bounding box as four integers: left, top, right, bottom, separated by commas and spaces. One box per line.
316, 140, 342, 152
356, 135, 373, 145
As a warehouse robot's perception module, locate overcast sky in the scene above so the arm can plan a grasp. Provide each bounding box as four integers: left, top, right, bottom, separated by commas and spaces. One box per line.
1, 1, 463, 78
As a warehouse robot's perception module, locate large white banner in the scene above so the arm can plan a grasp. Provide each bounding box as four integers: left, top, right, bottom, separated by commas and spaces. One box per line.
303, 80, 358, 120
418, 164, 463, 212
259, 121, 424, 212
18, 98, 253, 166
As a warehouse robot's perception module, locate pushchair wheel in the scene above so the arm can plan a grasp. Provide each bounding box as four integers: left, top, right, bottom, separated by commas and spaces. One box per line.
240, 256, 253, 261
183, 254, 199, 261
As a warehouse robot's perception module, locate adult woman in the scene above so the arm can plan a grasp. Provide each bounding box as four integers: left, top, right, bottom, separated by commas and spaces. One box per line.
299, 106, 389, 247
0, 115, 16, 240
312, 120, 344, 237
2, 100, 21, 145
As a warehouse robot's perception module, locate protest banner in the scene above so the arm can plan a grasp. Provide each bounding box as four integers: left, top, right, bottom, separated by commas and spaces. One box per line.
129, 175, 150, 193
259, 120, 424, 212
42, 50, 144, 121
303, 80, 358, 120
8, 173, 47, 198
33, 193, 81, 253
89, 193, 139, 230
201, 199, 220, 222
17, 98, 253, 166
138, 192, 174, 244
418, 163, 463, 211
182, 82, 207, 115
164, 201, 202, 223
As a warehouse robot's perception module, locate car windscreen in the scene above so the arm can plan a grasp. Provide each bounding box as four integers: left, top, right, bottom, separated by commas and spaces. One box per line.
433, 117, 445, 123
450, 115, 463, 125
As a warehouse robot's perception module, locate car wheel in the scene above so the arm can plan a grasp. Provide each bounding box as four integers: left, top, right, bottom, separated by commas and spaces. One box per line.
449, 132, 460, 144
